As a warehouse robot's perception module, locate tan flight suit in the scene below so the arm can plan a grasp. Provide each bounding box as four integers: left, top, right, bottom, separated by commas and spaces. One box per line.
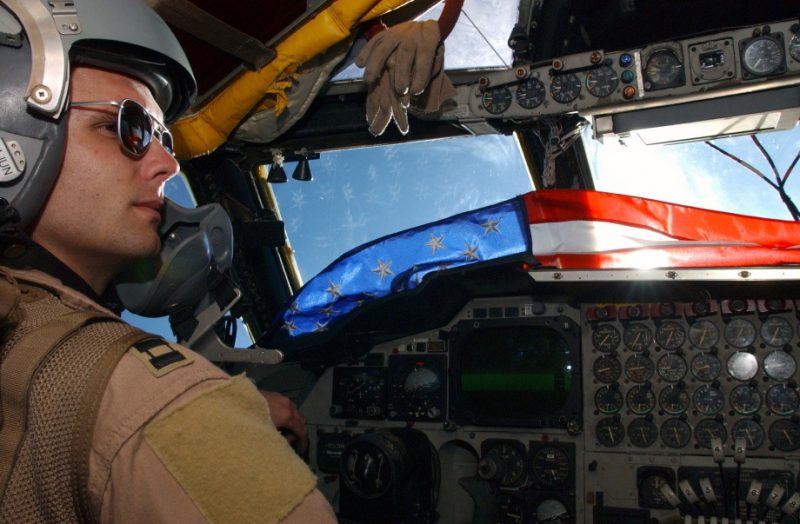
0, 265, 337, 523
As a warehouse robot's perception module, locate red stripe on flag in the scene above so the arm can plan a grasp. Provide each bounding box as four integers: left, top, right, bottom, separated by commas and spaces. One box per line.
525, 190, 800, 248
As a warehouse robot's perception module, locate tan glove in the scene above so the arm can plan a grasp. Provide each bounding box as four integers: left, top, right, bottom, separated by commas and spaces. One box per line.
411, 42, 458, 114
356, 20, 456, 136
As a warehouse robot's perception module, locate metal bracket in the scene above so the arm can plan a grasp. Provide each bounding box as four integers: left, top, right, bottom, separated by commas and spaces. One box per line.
2, 0, 69, 117
48, 1, 80, 35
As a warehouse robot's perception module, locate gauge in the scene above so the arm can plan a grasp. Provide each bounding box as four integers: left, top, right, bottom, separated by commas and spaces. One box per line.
728, 352, 759, 381
596, 417, 625, 447
691, 353, 722, 382
497, 493, 525, 524
730, 384, 761, 415
628, 418, 658, 447
661, 417, 692, 448
515, 77, 546, 109
331, 367, 387, 419
593, 355, 622, 383
639, 471, 675, 509
742, 36, 785, 76
761, 317, 793, 347
764, 351, 796, 381
627, 384, 656, 415
623, 323, 653, 352
766, 384, 800, 415
481, 86, 512, 114
595, 385, 624, 414
791, 32, 800, 62
689, 320, 719, 349
533, 498, 571, 524
643, 49, 683, 89
592, 324, 621, 352
657, 353, 687, 382
725, 318, 757, 348
586, 65, 619, 97
659, 385, 689, 415
530, 446, 571, 489
655, 321, 686, 350
549, 73, 581, 104
769, 419, 800, 451
694, 385, 725, 415
479, 441, 526, 486
388, 355, 446, 421
732, 419, 764, 450
625, 354, 655, 383
695, 418, 727, 449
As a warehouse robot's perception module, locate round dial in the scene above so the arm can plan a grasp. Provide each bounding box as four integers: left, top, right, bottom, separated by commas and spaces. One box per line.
479, 442, 526, 486
694, 418, 727, 449
628, 418, 658, 448
791, 32, 800, 62
769, 419, 800, 451
764, 351, 796, 381
742, 36, 785, 76
593, 355, 622, 383
659, 385, 690, 415
655, 321, 686, 350
497, 493, 524, 524
530, 446, 571, 489
626, 384, 656, 415
728, 352, 759, 381
549, 73, 581, 104
689, 320, 719, 349
725, 318, 756, 348
694, 385, 725, 415
732, 419, 764, 450
625, 354, 654, 383
766, 384, 800, 415
595, 385, 623, 414
482, 86, 512, 114
730, 384, 761, 415
534, 498, 571, 524
657, 353, 687, 382
639, 472, 676, 508
593, 324, 621, 352
761, 317, 793, 347
661, 417, 692, 448
515, 77, 546, 109
691, 353, 722, 381
585, 65, 619, 97
644, 49, 683, 89
596, 417, 625, 447
623, 323, 653, 352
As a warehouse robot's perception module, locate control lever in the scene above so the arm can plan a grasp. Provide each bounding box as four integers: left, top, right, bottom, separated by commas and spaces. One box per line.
733, 437, 747, 520
679, 479, 703, 518
711, 437, 730, 520
744, 479, 762, 522
661, 482, 688, 516
699, 477, 721, 518
757, 484, 785, 522
780, 492, 800, 522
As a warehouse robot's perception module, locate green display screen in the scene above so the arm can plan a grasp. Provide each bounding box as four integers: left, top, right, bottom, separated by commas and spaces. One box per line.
458, 325, 572, 418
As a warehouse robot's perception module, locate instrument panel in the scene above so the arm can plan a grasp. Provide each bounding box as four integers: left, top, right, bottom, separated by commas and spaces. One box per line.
302, 279, 800, 523
464, 18, 800, 120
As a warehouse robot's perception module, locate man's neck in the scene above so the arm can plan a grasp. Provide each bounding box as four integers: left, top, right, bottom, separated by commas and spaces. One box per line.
28, 238, 120, 296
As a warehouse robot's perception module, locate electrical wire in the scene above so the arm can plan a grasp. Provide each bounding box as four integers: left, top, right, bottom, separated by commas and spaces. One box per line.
460, 8, 510, 67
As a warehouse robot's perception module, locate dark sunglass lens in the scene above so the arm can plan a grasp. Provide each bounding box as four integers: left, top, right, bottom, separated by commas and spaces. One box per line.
119, 100, 153, 155
161, 131, 174, 155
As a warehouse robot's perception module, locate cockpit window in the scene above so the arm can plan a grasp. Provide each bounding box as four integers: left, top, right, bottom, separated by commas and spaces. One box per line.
583, 126, 800, 220
272, 135, 534, 281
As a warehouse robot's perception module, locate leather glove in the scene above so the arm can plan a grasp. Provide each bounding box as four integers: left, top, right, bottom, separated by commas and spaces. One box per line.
410, 42, 458, 114
357, 20, 455, 136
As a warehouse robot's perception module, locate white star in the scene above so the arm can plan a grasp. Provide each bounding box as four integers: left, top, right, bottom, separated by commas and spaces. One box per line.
320, 305, 337, 316
281, 320, 298, 335
289, 301, 299, 313
372, 259, 394, 282
482, 218, 501, 235
313, 321, 329, 333
324, 281, 342, 300
424, 234, 445, 255
437, 263, 451, 272
461, 242, 479, 261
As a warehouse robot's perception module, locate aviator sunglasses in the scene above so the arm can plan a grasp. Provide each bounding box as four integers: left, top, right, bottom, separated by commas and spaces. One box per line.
70, 98, 173, 157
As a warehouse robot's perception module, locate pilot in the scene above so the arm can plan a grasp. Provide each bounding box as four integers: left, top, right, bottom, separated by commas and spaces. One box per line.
0, 0, 335, 522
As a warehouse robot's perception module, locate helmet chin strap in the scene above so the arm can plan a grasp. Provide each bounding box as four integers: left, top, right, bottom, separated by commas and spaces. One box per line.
114, 199, 282, 365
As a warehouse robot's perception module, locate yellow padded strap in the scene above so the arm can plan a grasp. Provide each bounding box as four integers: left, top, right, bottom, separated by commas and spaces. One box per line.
144, 375, 317, 524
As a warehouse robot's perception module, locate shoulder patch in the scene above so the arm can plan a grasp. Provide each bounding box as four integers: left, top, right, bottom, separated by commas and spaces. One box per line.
131, 339, 194, 378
